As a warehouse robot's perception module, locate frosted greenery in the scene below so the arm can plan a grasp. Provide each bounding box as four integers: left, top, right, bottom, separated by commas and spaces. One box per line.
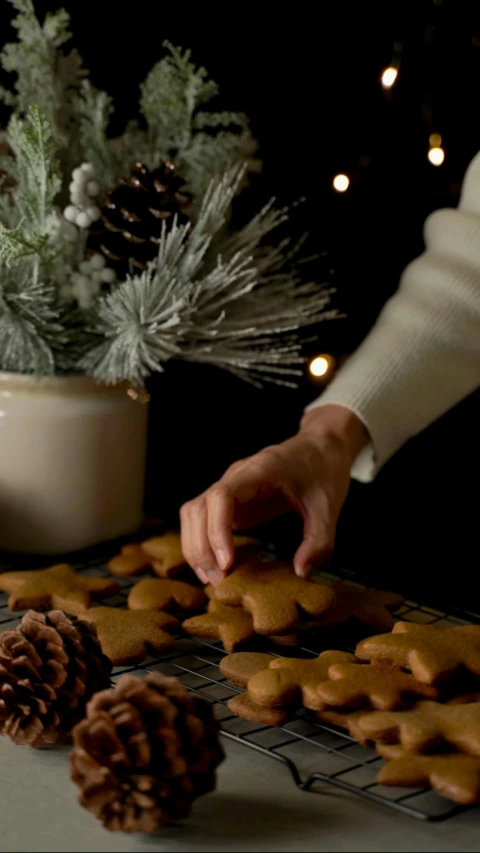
0, 2, 335, 387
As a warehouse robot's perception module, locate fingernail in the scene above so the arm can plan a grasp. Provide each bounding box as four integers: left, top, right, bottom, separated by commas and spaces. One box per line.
295, 563, 314, 579
206, 568, 223, 586
195, 568, 208, 584
216, 549, 228, 571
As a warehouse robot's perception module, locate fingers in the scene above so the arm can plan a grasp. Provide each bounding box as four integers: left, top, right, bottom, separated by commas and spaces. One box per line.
180, 497, 223, 585
293, 492, 335, 579
206, 485, 235, 573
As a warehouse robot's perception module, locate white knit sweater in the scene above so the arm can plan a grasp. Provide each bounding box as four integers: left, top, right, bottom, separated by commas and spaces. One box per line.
307, 151, 480, 482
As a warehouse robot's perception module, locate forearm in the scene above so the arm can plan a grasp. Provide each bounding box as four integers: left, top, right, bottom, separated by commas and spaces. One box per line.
306, 153, 480, 481
300, 404, 369, 465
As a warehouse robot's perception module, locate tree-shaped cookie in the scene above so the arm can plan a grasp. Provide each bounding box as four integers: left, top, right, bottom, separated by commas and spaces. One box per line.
0, 564, 119, 614
214, 560, 336, 635
357, 700, 480, 755
78, 607, 179, 665
316, 661, 439, 711
316, 582, 404, 632
376, 747, 480, 805
247, 651, 356, 711
356, 622, 480, 685
128, 578, 206, 613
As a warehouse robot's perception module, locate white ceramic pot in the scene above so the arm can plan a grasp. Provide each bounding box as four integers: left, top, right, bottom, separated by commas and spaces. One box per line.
0, 373, 148, 554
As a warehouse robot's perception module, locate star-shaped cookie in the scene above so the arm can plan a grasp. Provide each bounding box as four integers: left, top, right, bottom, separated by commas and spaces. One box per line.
183, 601, 255, 653
357, 622, 480, 685
214, 558, 336, 635
78, 607, 179, 665
0, 564, 120, 614
357, 700, 480, 755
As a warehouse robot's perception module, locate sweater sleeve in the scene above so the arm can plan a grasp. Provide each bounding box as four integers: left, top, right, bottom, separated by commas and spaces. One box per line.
305, 150, 480, 482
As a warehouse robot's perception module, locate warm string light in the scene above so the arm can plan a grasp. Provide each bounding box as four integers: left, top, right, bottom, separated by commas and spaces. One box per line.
309, 355, 334, 378
381, 66, 398, 89
427, 133, 445, 166
333, 174, 350, 193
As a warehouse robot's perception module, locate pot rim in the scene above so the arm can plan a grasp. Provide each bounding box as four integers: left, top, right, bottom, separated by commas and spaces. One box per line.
0, 371, 131, 397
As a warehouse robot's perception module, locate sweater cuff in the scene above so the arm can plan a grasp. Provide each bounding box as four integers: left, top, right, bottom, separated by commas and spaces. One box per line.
304, 397, 378, 482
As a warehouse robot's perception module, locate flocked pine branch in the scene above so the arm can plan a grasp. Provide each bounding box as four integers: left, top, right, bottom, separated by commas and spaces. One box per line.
82, 168, 337, 388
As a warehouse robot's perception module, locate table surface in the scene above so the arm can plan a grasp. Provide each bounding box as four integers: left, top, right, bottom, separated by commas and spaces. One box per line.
1, 735, 479, 853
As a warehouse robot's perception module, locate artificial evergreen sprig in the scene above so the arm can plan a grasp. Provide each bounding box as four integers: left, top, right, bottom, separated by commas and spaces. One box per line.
0, 3, 336, 387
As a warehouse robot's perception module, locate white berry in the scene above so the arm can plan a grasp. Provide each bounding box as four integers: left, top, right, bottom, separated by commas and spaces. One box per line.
86, 180, 100, 197
72, 167, 85, 182
76, 211, 92, 229
79, 260, 93, 275
81, 163, 96, 178
100, 267, 116, 284
90, 253, 106, 270
91, 269, 105, 284
64, 205, 78, 223
86, 205, 101, 222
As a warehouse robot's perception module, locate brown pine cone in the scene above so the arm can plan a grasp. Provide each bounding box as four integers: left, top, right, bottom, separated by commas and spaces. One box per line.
70, 672, 225, 833
0, 610, 111, 747
90, 161, 191, 280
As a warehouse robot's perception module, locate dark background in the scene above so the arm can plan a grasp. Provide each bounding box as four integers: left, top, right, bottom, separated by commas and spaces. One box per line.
2, 0, 480, 603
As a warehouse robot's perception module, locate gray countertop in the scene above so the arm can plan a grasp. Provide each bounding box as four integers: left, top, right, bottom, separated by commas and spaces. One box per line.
1, 735, 479, 853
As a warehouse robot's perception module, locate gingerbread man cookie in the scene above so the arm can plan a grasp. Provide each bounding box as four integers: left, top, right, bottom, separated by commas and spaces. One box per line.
183, 601, 256, 653
376, 745, 480, 805
78, 607, 179, 665
227, 693, 290, 727
219, 652, 276, 687
214, 559, 336, 635
316, 661, 439, 711
316, 582, 404, 633
247, 651, 357, 711
357, 622, 480, 685
107, 545, 151, 578
0, 564, 119, 614
357, 700, 480, 755
128, 578, 206, 613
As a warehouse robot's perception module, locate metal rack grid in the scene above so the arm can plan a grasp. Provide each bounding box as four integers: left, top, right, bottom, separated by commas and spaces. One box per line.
0, 556, 478, 823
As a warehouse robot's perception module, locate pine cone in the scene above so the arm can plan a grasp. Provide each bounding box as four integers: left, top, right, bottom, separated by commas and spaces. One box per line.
0, 610, 112, 747
90, 161, 191, 279
70, 672, 225, 833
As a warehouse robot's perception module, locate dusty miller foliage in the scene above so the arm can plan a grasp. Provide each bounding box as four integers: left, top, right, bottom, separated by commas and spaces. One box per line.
0, 0, 335, 387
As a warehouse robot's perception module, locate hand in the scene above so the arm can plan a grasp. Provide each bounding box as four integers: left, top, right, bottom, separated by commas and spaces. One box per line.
180, 404, 369, 585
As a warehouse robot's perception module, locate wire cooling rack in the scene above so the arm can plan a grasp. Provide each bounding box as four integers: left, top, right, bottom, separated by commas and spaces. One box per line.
0, 554, 478, 823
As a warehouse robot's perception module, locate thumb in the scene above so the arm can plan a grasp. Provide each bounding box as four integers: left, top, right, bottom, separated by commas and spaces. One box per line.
293, 496, 334, 579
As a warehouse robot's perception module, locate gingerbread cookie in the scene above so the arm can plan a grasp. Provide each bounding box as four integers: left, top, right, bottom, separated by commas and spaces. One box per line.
376, 748, 480, 805
78, 607, 179, 665
315, 708, 370, 745
0, 564, 119, 614
108, 545, 151, 578
357, 700, 480, 755
356, 622, 480, 685
214, 559, 336, 635
128, 577, 206, 613
183, 601, 255, 653
141, 532, 187, 578
227, 693, 289, 727
219, 652, 276, 687
315, 582, 404, 633
316, 661, 439, 711
247, 651, 356, 711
